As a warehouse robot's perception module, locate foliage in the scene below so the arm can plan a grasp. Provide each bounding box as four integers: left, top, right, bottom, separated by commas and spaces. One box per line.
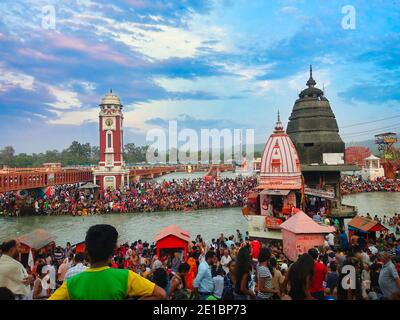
0, 142, 148, 167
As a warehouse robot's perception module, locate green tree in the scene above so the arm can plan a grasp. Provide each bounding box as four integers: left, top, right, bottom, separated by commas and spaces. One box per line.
0, 146, 15, 166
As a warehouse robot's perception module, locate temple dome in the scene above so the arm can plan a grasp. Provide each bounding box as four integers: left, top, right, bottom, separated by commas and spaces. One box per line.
286, 65, 345, 165
100, 89, 122, 106
259, 113, 301, 189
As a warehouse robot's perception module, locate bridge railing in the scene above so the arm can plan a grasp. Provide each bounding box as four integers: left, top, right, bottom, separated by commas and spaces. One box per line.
0, 169, 93, 193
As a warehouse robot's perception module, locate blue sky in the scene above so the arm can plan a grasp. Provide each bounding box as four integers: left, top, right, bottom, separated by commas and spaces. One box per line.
0, 0, 399, 153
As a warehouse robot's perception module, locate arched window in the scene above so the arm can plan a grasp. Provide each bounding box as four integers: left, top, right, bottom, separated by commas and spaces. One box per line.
107, 131, 112, 148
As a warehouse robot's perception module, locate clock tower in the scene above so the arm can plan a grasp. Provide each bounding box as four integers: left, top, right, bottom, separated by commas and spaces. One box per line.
93, 90, 130, 191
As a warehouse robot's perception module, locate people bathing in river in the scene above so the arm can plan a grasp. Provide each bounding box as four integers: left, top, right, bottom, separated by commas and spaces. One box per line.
1, 224, 400, 301
341, 175, 400, 195
0, 176, 257, 217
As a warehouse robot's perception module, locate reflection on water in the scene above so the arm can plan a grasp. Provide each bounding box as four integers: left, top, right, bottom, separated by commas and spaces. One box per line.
343, 192, 400, 217
0, 208, 247, 245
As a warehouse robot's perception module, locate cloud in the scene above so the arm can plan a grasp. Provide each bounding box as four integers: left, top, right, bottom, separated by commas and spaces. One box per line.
280, 6, 299, 15
0, 64, 35, 92
46, 86, 82, 110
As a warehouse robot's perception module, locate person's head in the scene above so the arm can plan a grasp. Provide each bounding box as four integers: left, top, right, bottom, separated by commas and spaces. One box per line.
216, 265, 224, 276
174, 252, 180, 259
177, 262, 190, 276
288, 253, 315, 300
308, 248, 319, 261
152, 267, 168, 289
85, 224, 118, 264
0, 240, 19, 259
258, 247, 271, 263
205, 251, 216, 266
66, 242, 71, 247
224, 249, 229, 257
74, 253, 85, 264
0, 287, 15, 300
329, 262, 337, 272
36, 263, 47, 278
228, 259, 236, 274
379, 252, 391, 264
235, 247, 251, 280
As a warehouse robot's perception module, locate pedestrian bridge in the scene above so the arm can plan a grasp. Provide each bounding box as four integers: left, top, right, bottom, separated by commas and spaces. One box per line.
0, 164, 234, 193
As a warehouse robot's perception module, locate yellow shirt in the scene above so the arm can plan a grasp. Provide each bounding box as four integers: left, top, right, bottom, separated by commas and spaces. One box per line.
48, 266, 155, 300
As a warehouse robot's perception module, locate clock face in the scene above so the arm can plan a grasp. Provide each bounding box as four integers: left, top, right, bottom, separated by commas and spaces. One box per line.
105, 118, 113, 127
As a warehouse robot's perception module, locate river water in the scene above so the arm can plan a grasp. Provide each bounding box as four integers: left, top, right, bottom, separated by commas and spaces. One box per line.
1, 173, 399, 244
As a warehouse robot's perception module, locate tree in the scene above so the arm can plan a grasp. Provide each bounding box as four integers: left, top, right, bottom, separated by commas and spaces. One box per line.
0, 146, 15, 166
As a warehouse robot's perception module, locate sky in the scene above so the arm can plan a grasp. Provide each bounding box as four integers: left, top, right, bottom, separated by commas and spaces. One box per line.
0, 0, 399, 153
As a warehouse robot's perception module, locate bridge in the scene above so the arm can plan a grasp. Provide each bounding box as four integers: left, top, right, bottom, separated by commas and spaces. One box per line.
0, 164, 234, 193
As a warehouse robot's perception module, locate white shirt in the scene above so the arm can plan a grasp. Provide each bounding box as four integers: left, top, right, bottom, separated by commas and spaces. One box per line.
220, 255, 232, 275
212, 275, 224, 299
42, 264, 56, 290
0, 254, 30, 296
327, 233, 335, 246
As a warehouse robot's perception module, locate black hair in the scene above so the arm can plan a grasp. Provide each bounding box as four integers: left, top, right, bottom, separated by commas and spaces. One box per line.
288, 253, 315, 300
205, 251, 216, 261
308, 248, 319, 260
329, 262, 337, 272
216, 265, 225, 275
36, 263, 46, 276
178, 262, 190, 274
0, 240, 17, 253
74, 253, 85, 263
153, 268, 168, 289
235, 247, 251, 293
0, 287, 15, 300
85, 224, 118, 263
258, 247, 271, 263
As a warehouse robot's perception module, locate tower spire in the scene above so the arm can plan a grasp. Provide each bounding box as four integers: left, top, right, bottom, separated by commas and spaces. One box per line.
274, 110, 284, 133
306, 64, 316, 87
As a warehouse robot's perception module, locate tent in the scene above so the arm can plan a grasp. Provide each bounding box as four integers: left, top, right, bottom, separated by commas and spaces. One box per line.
348, 216, 388, 243
18, 229, 57, 266
154, 225, 191, 261
280, 211, 335, 261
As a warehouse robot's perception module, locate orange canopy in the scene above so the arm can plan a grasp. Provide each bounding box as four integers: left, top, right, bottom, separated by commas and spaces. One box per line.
348, 216, 388, 233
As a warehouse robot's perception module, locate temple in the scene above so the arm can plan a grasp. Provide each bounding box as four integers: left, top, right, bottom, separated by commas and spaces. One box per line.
243, 113, 302, 241
286, 66, 358, 222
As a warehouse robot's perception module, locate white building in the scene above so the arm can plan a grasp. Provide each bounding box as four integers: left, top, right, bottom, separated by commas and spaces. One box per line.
361, 155, 385, 181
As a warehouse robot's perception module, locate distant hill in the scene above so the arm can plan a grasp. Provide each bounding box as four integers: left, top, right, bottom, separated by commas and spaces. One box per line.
251, 139, 400, 157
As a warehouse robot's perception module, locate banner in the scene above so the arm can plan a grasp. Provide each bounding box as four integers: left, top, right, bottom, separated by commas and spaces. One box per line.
304, 187, 335, 199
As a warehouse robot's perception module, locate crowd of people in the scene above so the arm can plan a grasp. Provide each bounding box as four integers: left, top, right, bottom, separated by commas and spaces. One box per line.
0, 176, 257, 217
341, 175, 400, 195
1, 223, 399, 301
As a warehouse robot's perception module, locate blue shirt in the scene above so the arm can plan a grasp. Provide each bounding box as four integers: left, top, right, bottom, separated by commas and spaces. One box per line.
225, 240, 234, 249
193, 261, 214, 293
378, 261, 400, 298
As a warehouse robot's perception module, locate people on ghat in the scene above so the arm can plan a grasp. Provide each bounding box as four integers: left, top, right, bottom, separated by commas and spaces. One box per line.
0, 225, 399, 301
0, 176, 257, 216
48, 224, 166, 300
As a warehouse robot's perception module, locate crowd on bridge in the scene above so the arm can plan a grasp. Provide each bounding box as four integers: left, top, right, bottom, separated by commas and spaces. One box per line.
1, 223, 400, 301
341, 175, 400, 195
0, 176, 257, 217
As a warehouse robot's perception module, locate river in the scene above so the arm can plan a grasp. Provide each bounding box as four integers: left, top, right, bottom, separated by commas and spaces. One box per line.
1, 173, 399, 244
